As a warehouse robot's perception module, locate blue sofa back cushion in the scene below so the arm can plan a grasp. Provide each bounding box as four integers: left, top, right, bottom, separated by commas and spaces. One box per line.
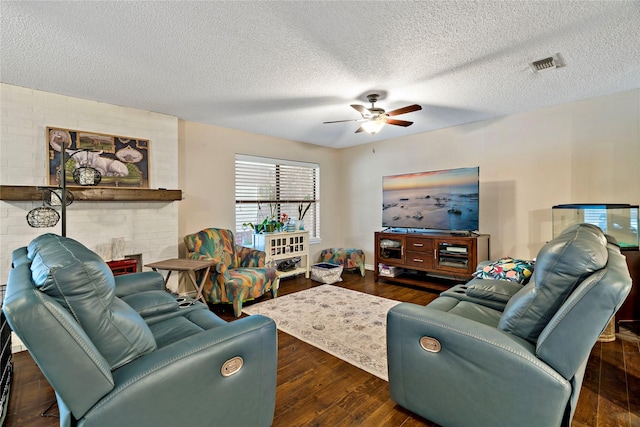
498, 224, 608, 343
27, 234, 156, 369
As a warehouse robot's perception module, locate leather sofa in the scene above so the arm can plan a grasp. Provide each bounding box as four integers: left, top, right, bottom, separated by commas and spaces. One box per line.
3, 233, 277, 427
387, 223, 632, 427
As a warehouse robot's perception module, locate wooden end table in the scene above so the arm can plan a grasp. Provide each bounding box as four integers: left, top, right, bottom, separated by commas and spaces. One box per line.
145, 258, 213, 303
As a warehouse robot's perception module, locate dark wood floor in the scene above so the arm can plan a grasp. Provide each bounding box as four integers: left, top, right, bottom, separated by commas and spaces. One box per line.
5, 272, 640, 426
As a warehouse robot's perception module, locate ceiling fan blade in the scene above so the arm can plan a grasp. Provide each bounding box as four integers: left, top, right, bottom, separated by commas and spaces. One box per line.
323, 119, 361, 124
386, 104, 422, 117
351, 104, 373, 118
351, 104, 368, 114
386, 118, 413, 127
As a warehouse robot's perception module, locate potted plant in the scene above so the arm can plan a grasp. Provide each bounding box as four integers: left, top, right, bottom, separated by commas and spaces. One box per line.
241, 222, 254, 245
253, 201, 284, 233
253, 186, 282, 233
297, 198, 311, 231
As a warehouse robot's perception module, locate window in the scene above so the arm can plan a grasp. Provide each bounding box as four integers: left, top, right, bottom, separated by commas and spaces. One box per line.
583, 208, 607, 232
235, 155, 320, 245
583, 207, 638, 238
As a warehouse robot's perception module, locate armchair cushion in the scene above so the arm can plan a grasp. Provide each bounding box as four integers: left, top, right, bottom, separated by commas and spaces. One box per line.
499, 223, 608, 342
27, 234, 156, 370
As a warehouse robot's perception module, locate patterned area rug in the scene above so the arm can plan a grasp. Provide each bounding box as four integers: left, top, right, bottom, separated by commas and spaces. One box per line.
242, 285, 401, 380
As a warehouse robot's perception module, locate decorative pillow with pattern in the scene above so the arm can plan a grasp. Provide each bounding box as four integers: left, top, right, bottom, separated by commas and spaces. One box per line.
473, 257, 535, 285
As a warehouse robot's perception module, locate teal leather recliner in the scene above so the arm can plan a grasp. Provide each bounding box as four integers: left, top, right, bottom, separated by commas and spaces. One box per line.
3, 234, 277, 427
387, 223, 632, 427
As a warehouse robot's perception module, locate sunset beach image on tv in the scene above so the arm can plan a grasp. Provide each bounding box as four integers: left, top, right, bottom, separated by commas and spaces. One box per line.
382, 167, 479, 231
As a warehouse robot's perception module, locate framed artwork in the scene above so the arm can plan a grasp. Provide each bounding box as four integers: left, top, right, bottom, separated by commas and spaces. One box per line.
47, 127, 150, 188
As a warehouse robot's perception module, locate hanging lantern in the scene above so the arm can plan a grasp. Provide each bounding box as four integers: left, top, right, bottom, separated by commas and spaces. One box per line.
24, 149, 102, 233
43, 188, 74, 207
71, 149, 102, 186
73, 166, 102, 186
26, 205, 60, 228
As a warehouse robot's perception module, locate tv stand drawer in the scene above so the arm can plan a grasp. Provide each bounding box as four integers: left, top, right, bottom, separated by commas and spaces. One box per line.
406, 251, 434, 269
406, 237, 433, 253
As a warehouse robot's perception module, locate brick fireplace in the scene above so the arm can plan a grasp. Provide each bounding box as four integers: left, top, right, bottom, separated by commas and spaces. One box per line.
0, 84, 181, 315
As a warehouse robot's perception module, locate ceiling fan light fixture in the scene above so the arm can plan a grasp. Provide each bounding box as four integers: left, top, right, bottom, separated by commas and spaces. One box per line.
361, 119, 385, 135
325, 93, 420, 135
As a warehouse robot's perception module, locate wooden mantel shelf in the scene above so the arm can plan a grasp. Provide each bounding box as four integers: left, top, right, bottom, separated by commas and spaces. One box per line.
0, 185, 182, 202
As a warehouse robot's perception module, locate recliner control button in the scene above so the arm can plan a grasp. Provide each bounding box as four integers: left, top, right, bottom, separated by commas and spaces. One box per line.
221, 356, 244, 376
420, 336, 441, 353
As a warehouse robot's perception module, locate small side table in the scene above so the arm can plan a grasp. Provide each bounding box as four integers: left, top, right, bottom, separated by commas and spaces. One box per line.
145, 258, 213, 303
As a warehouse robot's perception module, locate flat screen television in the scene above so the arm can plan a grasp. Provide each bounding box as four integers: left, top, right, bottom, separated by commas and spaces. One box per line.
382, 167, 479, 232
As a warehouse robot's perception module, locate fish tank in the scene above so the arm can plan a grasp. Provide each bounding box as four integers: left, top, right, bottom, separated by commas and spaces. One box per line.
552, 204, 639, 249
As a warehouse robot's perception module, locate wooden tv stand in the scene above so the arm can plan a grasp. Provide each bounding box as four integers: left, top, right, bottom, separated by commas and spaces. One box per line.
374, 231, 490, 291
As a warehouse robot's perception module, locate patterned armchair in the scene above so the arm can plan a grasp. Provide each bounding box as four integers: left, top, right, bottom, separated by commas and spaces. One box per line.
184, 228, 279, 316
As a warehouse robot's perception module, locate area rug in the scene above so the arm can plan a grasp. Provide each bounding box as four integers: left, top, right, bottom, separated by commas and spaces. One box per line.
242, 285, 401, 381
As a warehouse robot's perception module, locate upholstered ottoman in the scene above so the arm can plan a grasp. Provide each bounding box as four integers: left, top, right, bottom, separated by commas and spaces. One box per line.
319, 248, 365, 277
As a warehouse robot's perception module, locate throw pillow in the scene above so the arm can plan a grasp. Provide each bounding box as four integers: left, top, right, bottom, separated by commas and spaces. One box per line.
473, 257, 535, 285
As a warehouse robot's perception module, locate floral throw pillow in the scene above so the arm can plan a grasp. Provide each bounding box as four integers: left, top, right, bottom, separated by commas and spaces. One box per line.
473, 257, 535, 285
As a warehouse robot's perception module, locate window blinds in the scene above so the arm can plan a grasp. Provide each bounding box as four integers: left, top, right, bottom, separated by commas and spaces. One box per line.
235, 155, 319, 243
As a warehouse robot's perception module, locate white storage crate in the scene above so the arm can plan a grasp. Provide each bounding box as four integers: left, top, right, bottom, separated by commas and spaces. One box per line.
310, 262, 343, 284
378, 263, 404, 277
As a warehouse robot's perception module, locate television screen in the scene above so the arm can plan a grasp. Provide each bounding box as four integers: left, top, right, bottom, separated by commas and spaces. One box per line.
382, 167, 479, 231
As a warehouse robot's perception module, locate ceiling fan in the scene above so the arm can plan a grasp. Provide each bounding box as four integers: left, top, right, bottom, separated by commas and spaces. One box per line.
324, 94, 422, 135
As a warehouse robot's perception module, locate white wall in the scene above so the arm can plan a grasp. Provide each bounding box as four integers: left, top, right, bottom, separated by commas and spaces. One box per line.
178, 120, 344, 264
0, 83, 181, 289
2, 83, 637, 289
339, 88, 640, 263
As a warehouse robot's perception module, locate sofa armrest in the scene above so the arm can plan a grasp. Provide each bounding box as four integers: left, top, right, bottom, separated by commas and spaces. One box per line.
440, 278, 523, 311
387, 303, 571, 427
83, 315, 277, 427
214, 261, 231, 281
114, 272, 165, 297
465, 278, 523, 302
236, 245, 266, 267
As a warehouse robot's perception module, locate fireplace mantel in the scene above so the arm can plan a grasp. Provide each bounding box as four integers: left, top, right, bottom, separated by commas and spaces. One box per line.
0, 185, 182, 202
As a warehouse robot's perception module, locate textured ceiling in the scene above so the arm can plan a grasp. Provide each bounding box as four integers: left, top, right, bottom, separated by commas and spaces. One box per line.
1, 1, 639, 148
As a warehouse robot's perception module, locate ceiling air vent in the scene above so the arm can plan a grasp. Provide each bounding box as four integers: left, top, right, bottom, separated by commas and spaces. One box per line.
530, 54, 562, 72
